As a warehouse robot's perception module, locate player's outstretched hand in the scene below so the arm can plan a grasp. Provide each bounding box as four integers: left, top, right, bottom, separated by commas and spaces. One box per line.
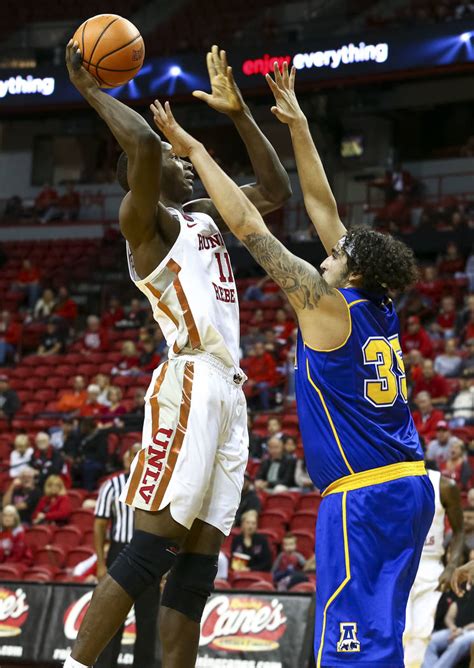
265, 61, 304, 126
192, 44, 244, 116
150, 100, 199, 157
451, 560, 474, 597
65, 40, 98, 96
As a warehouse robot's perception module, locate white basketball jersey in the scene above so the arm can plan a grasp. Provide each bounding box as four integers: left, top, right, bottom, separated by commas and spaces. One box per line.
422, 469, 445, 560
127, 207, 240, 368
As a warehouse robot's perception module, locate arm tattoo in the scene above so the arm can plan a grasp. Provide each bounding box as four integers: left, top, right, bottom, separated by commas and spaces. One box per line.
243, 232, 332, 309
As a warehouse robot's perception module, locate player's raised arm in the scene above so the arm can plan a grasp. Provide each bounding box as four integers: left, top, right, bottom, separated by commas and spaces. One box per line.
266, 62, 346, 255
438, 478, 464, 591
189, 45, 291, 218
66, 41, 174, 251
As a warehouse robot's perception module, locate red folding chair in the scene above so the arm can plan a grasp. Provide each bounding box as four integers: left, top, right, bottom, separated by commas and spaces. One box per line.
35, 545, 65, 570
64, 546, 95, 569
264, 492, 296, 519
53, 526, 83, 551
291, 530, 314, 559
290, 511, 317, 533
69, 509, 95, 532
246, 581, 275, 592
296, 493, 322, 514
25, 526, 53, 553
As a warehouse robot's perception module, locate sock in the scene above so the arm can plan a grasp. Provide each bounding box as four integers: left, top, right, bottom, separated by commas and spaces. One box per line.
64, 655, 88, 668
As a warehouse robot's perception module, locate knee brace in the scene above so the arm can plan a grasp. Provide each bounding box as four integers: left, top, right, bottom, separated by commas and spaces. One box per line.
108, 530, 179, 600
161, 552, 218, 623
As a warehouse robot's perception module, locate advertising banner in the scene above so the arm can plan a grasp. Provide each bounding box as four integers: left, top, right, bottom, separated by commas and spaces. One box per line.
0, 583, 52, 661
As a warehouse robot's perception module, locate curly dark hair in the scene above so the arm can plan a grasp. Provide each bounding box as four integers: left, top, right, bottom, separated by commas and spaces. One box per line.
342, 227, 418, 293
116, 151, 130, 193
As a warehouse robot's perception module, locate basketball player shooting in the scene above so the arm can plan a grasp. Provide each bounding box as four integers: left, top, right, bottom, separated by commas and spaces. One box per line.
64, 41, 290, 668
151, 61, 435, 668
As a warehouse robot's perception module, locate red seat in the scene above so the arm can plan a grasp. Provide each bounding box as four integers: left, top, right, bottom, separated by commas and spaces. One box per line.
67, 489, 87, 510
21, 401, 43, 416
246, 581, 275, 591
82, 529, 94, 547
69, 509, 95, 531
264, 492, 296, 519
0, 564, 25, 579
46, 377, 67, 390
289, 581, 315, 593
290, 511, 316, 533
35, 389, 56, 402
53, 526, 83, 551
76, 364, 97, 378
214, 578, 231, 590
259, 510, 288, 539
291, 530, 314, 558
282, 415, 299, 428
232, 572, 273, 588
35, 545, 65, 569
65, 546, 95, 569
25, 525, 53, 552
296, 493, 322, 513
23, 571, 51, 582
55, 364, 76, 377
54, 571, 75, 583
34, 365, 52, 378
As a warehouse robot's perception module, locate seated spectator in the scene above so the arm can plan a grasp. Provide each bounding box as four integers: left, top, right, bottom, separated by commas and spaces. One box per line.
432, 296, 457, 340
283, 435, 298, 459
456, 295, 474, 339
0, 506, 32, 565
31, 432, 65, 487
13, 259, 41, 309
272, 533, 306, 590
101, 296, 125, 329
59, 183, 80, 221
249, 308, 265, 328
437, 241, 465, 277
2, 468, 41, 525
439, 441, 471, 491
243, 276, 271, 302
80, 315, 109, 354
464, 506, 474, 551
402, 316, 433, 358
97, 387, 126, 429
434, 339, 462, 378
247, 414, 263, 459
255, 436, 296, 492
111, 341, 141, 376
0, 375, 20, 422
412, 392, 445, 442
245, 342, 279, 410
49, 417, 80, 452
0, 311, 21, 366
230, 510, 272, 572
406, 349, 424, 386
417, 266, 444, 307
115, 298, 147, 329
77, 418, 108, 491
3, 195, 25, 220
461, 339, 474, 375
36, 319, 66, 356
426, 421, 459, 463
235, 473, 262, 526
94, 373, 111, 406
34, 288, 56, 320
54, 286, 78, 324
273, 308, 295, 345
451, 369, 474, 425
295, 456, 314, 490
139, 338, 161, 373
79, 384, 103, 418
56, 375, 87, 413
123, 388, 145, 431
31, 475, 72, 525
9, 434, 33, 478
422, 585, 474, 667
413, 360, 449, 406
34, 183, 58, 218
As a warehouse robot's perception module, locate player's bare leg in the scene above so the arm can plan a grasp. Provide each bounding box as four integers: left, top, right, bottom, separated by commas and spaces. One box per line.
68, 507, 187, 667
159, 519, 225, 668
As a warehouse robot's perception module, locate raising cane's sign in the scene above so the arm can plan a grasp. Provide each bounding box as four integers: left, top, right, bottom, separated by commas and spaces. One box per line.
0, 587, 29, 637
64, 591, 136, 643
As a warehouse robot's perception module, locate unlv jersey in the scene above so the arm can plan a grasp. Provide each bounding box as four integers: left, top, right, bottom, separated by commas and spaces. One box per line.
127, 207, 240, 368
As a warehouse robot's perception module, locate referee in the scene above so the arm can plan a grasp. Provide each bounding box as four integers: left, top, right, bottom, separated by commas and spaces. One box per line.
94, 443, 161, 668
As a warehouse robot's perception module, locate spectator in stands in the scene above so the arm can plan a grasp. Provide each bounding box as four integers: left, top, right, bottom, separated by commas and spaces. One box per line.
272, 533, 306, 590
432, 296, 457, 340
0, 311, 21, 365
468, 489, 474, 507
3, 195, 25, 221
14, 259, 41, 309
30, 432, 64, 487
59, 183, 81, 221
79, 384, 103, 418
235, 473, 262, 526
0, 506, 32, 566
54, 286, 78, 324
36, 318, 66, 356
97, 387, 126, 430
9, 434, 33, 478
101, 296, 125, 329
461, 339, 474, 375
245, 342, 279, 410
243, 275, 271, 301
295, 456, 314, 491
439, 440, 472, 491
34, 183, 58, 218
56, 375, 87, 414
123, 388, 145, 431
31, 475, 72, 525
412, 392, 445, 442
456, 295, 474, 339
464, 507, 474, 551
2, 467, 41, 525
402, 316, 434, 358
0, 375, 20, 422
283, 435, 298, 459
247, 414, 263, 458
426, 421, 459, 463
33, 288, 56, 320
406, 349, 424, 387
115, 298, 147, 329
230, 510, 272, 572
111, 341, 141, 376
50, 416, 80, 452
138, 337, 161, 373
255, 436, 296, 492
80, 315, 109, 354
417, 266, 444, 307
273, 308, 295, 345
438, 241, 465, 277
413, 359, 449, 406
94, 374, 111, 406
249, 309, 265, 329
434, 339, 463, 378
451, 369, 474, 425
77, 418, 108, 491
263, 417, 286, 448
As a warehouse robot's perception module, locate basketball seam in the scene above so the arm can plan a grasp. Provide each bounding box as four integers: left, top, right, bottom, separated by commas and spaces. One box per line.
95, 34, 142, 69
82, 60, 142, 72
88, 16, 121, 69
81, 21, 89, 72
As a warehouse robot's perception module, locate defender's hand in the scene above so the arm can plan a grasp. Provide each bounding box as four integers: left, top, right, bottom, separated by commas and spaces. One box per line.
438, 564, 456, 592
192, 45, 244, 116
265, 62, 305, 126
150, 99, 199, 157
65, 40, 99, 96
451, 561, 474, 597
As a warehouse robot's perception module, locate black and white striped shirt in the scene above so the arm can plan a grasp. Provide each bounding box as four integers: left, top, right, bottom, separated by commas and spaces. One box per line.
95, 473, 134, 544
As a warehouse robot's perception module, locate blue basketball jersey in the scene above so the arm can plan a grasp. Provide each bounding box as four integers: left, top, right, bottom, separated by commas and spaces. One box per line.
295, 286, 423, 491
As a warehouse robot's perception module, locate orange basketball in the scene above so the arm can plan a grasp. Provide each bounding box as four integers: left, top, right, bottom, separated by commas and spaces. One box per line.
72, 14, 145, 89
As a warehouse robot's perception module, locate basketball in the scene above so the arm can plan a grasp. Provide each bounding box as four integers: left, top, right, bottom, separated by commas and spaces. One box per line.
72, 14, 145, 89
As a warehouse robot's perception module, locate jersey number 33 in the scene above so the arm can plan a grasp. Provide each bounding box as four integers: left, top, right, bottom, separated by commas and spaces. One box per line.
362, 335, 408, 407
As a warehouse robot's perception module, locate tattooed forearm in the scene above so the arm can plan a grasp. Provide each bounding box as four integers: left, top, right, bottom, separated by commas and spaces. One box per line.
243, 232, 333, 310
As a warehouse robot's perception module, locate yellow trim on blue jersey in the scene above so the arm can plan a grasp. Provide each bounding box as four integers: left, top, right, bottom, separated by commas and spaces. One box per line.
317, 491, 351, 668
306, 359, 355, 475
303, 289, 352, 353
322, 460, 427, 497
348, 298, 369, 308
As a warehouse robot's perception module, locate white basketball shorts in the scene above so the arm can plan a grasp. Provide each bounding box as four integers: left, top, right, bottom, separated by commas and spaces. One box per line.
120, 353, 249, 536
